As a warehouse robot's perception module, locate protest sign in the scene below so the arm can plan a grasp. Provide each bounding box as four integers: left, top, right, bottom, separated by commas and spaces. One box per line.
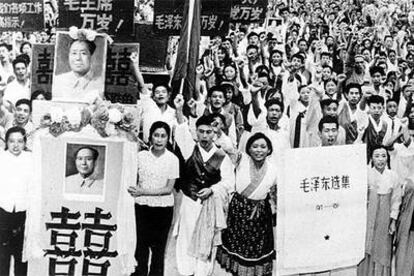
26, 134, 137, 275
52, 31, 107, 103
230, 0, 268, 23
31, 44, 54, 97
0, 0, 44, 30
277, 144, 367, 275
135, 23, 169, 73
105, 43, 139, 104
153, 0, 231, 36
58, 0, 134, 36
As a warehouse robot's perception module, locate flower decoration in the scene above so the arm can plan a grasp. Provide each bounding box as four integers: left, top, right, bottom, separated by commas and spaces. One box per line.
39, 101, 138, 141
68, 26, 97, 42
67, 26, 113, 44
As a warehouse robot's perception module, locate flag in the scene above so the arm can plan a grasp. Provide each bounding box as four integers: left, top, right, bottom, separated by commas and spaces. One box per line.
172, 0, 201, 101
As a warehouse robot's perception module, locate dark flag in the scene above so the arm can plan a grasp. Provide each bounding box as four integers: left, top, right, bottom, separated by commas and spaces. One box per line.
172, 0, 201, 101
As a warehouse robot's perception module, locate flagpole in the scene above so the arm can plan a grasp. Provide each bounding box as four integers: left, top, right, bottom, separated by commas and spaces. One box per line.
179, 0, 195, 95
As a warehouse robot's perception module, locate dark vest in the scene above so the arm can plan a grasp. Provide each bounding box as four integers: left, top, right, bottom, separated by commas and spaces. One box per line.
181, 145, 226, 201
363, 119, 388, 162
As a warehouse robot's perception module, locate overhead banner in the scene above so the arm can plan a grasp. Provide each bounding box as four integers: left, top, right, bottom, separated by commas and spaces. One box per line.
57, 0, 134, 35
26, 135, 137, 275
31, 44, 54, 97
0, 0, 44, 30
230, 0, 268, 23
105, 43, 139, 104
277, 144, 367, 275
153, 0, 231, 36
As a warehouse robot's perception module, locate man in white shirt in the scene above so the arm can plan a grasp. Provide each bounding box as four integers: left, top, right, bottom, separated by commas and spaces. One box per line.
130, 52, 178, 144
4, 56, 30, 106
12, 99, 35, 149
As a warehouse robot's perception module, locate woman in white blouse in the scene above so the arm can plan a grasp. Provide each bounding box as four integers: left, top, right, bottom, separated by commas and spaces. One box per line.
216, 132, 277, 276
128, 121, 179, 276
357, 145, 402, 276
0, 126, 32, 276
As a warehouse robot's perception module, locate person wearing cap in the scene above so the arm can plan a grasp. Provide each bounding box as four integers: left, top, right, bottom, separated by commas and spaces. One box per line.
173, 94, 234, 276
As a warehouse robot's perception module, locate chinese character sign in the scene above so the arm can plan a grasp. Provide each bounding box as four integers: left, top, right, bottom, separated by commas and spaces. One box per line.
230, 0, 267, 23
31, 44, 55, 97
26, 136, 137, 275
104, 43, 139, 104
58, 0, 134, 35
277, 144, 367, 275
0, 0, 44, 31
153, 0, 231, 36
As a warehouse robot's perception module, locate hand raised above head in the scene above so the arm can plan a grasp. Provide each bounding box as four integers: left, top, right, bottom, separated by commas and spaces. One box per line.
250, 81, 263, 95
129, 51, 139, 65
174, 94, 185, 110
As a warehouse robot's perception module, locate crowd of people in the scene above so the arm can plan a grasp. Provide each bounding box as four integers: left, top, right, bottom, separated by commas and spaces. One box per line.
2, 0, 414, 275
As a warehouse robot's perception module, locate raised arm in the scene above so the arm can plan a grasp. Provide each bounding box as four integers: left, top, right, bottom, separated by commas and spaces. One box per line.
130, 51, 150, 95
174, 94, 196, 160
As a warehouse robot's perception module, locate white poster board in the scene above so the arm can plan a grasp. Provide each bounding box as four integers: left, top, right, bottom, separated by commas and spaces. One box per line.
277, 144, 367, 275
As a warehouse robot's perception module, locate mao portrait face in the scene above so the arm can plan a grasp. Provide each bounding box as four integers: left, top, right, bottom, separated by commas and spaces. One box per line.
68, 40, 93, 77
64, 143, 106, 200
52, 31, 107, 101
75, 147, 97, 178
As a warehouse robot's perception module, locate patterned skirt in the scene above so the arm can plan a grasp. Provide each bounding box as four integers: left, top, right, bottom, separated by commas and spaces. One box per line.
216, 192, 275, 276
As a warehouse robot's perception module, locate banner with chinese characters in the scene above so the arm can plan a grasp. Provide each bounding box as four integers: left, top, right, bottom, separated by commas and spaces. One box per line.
153, 0, 231, 36
57, 0, 134, 36
230, 0, 268, 23
0, 0, 44, 30
31, 44, 54, 97
277, 144, 367, 275
26, 134, 137, 275
105, 43, 139, 104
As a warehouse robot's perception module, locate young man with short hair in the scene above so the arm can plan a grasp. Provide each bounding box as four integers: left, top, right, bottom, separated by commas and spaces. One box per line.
4, 57, 30, 106
362, 95, 392, 160
341, 83, 368, 144
131, 53, 178, 144
193, 85, 237, 147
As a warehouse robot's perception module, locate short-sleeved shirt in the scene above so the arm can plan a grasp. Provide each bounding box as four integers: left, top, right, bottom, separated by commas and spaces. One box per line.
136, 149, 179, 207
